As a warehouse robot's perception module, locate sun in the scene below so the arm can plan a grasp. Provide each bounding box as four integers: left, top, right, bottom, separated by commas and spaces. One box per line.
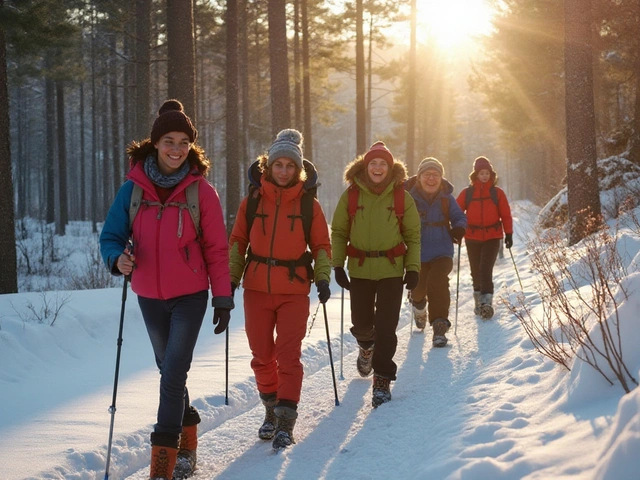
416, 0, 495, 51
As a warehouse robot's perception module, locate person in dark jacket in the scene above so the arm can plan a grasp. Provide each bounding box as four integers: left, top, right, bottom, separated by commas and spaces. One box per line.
406, 158, 467, 347
456, 156, 513, 319
100, 100, 233, 480
228, 129, 332, 450
331, 141, 420, 408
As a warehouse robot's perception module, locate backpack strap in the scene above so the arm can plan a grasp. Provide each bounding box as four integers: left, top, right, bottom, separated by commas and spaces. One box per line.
347, 184, 362, 230
465, 184, 498, 208
393, 186, 405, 233
184, 182, 201, 237
245, 187, 264, 237
300, 190, 314, 246
129, 183, 143, 233
441, 196, 450, 226
128, 181, 201, 238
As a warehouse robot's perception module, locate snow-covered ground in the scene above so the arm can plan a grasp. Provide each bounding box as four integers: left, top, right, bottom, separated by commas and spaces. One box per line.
1, 200, 639, 480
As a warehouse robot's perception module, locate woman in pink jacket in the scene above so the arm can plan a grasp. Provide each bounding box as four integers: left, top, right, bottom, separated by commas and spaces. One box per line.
100, 100, 233, 480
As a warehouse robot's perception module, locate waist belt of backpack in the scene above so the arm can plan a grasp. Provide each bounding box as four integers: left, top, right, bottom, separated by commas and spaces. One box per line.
468, 221, 502, 232
346, 243, 407, 266
422, 220, 449, 227
247, 250, 313, 283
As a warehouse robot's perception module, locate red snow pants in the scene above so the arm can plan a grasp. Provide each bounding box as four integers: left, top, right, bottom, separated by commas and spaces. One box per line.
243, 289, 309, 403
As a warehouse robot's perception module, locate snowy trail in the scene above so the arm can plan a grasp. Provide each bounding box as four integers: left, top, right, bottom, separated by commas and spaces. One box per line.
124, 251, 537, 480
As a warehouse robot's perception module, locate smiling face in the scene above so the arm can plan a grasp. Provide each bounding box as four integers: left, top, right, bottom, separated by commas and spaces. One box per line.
154, 131, 191, 175
367, 158, 390, 184
419, 168, 442, 194
270, 157, 298, 187
477, 169, 492, 183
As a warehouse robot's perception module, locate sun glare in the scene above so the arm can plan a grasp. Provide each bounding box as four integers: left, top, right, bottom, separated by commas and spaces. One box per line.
417, 0, 495, 51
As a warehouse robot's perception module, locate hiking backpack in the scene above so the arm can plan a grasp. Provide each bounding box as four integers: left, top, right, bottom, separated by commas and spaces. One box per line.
464, 184, 498, 210
244, 159, 318, 245
347, 183, 406, 232
129, 182, 201, 238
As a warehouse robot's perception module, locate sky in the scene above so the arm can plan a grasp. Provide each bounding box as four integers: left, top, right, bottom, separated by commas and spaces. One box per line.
2, 181, 640, 479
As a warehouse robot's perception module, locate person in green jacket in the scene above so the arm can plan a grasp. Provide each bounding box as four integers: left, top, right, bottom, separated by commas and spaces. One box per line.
331, 141, 421, 408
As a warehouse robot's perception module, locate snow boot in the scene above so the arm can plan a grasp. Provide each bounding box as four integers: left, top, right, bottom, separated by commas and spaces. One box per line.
372, 374, 392, 408
258, 392, 277, 440
356, 343, 374, 377
272, 402, 298, 451
480, 293, 494, 320
473, 291, 481, 315
174, 407, 200, 480
431, 318, 451, 348
412, 299, 428, 330
149, 432, 179, 480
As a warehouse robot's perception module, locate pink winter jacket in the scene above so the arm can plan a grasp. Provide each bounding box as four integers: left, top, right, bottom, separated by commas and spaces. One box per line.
127, 163, 232, 301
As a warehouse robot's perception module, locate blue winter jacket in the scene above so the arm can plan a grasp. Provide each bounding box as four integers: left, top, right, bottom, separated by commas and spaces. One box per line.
408, 178, 467, 263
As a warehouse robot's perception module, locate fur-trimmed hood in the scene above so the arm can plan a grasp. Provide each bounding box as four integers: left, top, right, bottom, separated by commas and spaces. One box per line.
343, 155, 408, 189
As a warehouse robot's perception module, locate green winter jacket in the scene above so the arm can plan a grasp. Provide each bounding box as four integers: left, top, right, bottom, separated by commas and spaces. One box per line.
331, 158, 420, 280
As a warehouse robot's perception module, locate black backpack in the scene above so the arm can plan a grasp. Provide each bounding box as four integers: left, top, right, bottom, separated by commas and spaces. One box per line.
245, 159, 319, 245
464, 184, 498, 210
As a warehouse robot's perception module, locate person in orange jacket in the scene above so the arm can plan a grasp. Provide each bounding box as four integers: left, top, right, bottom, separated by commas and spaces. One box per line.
228, 129, 332, 450
456, 156, 513, 319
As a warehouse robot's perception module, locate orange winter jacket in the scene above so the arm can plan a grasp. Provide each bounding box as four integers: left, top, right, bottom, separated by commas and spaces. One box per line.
229, 175, 332, 295
456, 180, 513, 242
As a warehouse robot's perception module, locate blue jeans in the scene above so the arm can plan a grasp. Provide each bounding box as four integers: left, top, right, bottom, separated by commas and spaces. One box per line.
138, 290, 207, 435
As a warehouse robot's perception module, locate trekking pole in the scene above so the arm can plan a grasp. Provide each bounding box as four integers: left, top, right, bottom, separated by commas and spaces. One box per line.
225, 326, 229, 405
339, 288, 345, 380
454, 242, 461, 335
322, 303, 340, 406
104, 273, 129, 480
509, 247, 524, 290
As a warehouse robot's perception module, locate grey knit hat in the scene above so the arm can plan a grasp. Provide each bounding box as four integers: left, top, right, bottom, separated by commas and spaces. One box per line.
417, 157, 444, 178
267, 129, 304, 168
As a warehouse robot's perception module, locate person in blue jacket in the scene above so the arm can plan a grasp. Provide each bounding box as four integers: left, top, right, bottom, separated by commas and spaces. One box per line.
406, 157, 467, 347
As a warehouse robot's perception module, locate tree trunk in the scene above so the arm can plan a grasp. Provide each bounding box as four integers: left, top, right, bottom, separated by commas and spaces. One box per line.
239, 0, 250, 166
167, 0, 197, 120
80, 83, 86, 220
45, 75, 56, 225
355, 0, 366, 155
110, 34, 121, 193
628, 0, 640, 166
56, 81, 67, 236
226, 0, 241, 235
564, 0, 602, 245
0, 8, 18, 293
135, 0, 151, 140
268, 0, 291, 135
293, 0, 302, 130
406, 0, 417, 173
301, 0, 313, 161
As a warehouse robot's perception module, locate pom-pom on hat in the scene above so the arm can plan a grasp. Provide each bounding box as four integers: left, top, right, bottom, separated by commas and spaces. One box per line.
473, 156, 494, 173
363, 141, 394, 168
417, 157, 444, 178
268, 129, 304, 168
150, 99, 198, 145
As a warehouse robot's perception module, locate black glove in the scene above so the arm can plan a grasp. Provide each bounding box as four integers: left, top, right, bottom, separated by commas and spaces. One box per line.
231, 282, 237, 298
505, 233, 513, 249
403, 271, 419, 291
334, 267, 350, 290
317, 280, 331, 304
213, 308, 231, 334
450, 226, 466, 245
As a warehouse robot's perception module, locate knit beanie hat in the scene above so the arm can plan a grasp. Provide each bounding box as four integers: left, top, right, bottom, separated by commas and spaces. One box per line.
268, 129, 304, 168
150, 100, 198, 145
473, 156, 494, 173
363, 141, 394, 168
417, 157, 444, 178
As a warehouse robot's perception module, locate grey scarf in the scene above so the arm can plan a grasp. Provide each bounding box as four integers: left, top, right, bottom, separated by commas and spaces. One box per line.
144, 154, 190, 188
